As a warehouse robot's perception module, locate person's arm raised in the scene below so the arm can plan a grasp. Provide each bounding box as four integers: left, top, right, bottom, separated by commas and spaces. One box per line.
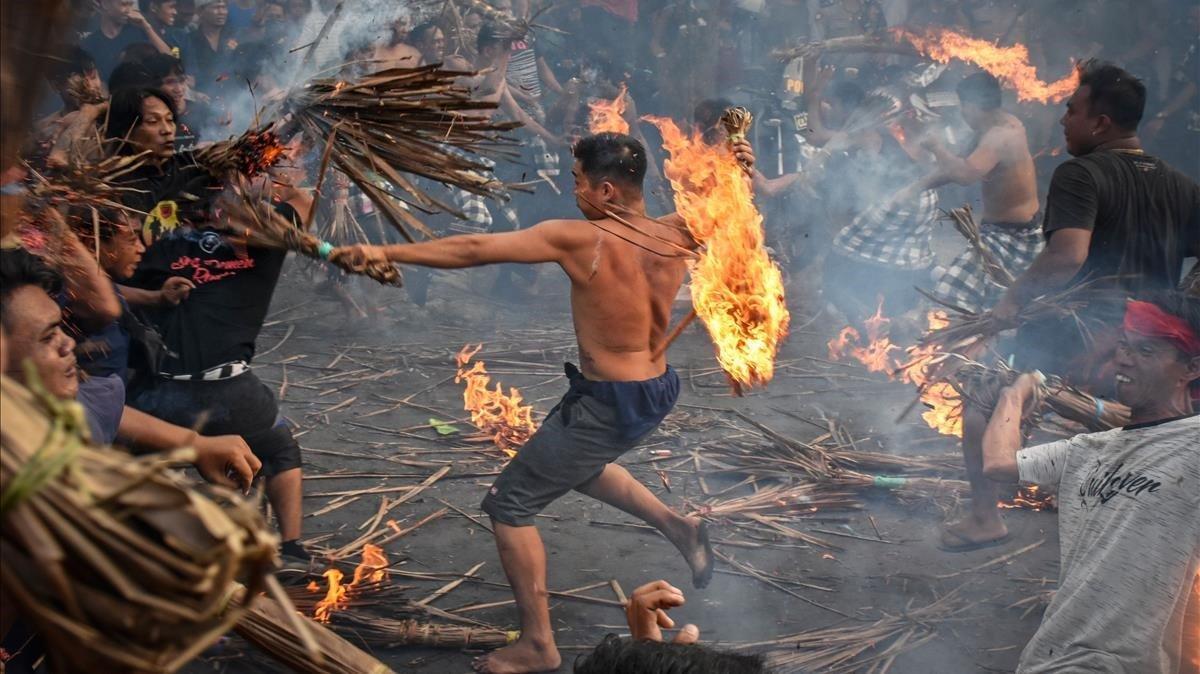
331, 219, 582, 270
981, 373, 1041, 482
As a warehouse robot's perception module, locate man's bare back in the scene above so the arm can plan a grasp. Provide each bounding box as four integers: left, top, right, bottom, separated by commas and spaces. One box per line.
553, 214, 691, 382
977, 112, 1039, 223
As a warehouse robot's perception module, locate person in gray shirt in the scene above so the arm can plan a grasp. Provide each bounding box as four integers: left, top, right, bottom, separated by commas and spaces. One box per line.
981, 291, 1200, 674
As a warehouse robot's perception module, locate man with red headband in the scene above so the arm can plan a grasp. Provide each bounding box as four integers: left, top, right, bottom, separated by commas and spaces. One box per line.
981, 291, 1199, 673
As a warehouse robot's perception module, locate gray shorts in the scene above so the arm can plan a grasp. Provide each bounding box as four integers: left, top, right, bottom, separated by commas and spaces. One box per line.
481, 364, 679, 526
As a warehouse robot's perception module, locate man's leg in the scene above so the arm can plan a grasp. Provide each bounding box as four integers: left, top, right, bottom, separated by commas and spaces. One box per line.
940, 404, 1008, 550
576, 463, 712, 587
266, 467, 303, 541
472, 522, 561, 674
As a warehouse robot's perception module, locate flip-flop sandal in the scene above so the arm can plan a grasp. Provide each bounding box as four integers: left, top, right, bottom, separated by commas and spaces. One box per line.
692, 521, 714, 589
938, 527, 1012, 553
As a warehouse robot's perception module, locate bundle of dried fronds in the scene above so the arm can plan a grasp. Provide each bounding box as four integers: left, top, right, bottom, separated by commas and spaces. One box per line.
773, 33, 916, 62
941, 204, 1014, 287
917, 280, 1107, 355
720, 106, 754, 141
231, 586, 395, 674
193, 127, 286, 178
64, 76, 106, 108
950, 359, 1130, 432
283, 65, 521, 242
25, 151, 152, 214
218, 177, 404, 286
334, 614, 516, 649
0, 373, 279, 674
733, 588, 971, 673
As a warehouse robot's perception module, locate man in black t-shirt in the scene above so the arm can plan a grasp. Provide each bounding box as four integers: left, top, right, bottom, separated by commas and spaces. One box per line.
80, 0, 171, 80
941, 60, 1200, 554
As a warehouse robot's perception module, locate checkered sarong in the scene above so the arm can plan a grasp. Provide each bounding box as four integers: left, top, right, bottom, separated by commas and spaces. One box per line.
931, 222, 1044, 313
447, 154, 521, 235
832, 189, 939, 270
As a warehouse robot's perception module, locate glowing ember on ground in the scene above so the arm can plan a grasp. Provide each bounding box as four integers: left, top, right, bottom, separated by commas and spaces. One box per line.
455, 344, 537, 456
588, 83, 630, 134
896, 28, 1078, 104
644, 116, 790, 390
310, 544, 389, 623
997, 485, 1057, 511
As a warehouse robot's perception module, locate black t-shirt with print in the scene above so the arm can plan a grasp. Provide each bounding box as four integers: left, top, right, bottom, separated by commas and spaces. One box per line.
1043, 150, 1200, 291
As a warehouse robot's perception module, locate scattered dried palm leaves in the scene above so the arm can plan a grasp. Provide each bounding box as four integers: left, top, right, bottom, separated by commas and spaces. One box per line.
0, 373, 279, 674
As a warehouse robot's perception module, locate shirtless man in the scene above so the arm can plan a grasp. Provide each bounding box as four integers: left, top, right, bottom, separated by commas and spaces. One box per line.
892, 72, 1043, 313
333, 132, 755, 673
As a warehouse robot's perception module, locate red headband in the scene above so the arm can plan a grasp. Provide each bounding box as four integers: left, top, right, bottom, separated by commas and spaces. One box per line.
1123, 300, 1200, 357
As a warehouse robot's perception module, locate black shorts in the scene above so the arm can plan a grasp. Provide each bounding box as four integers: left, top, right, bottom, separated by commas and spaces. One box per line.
128, 371, 302, 477
481, 364, 680, 527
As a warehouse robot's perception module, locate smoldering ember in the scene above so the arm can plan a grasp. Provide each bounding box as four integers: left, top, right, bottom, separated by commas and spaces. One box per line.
1, 0, 1198, 672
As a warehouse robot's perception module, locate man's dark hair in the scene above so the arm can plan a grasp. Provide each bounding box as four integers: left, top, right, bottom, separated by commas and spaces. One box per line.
0, 248, 63, 333
410, 20, 441, 45
956, 72, 1002, 110
573, 635, 767, 674
139, 0, 174, 11
118, 41, 161, 66
143, 53, 186, 82
1076, 59, 1146, 131
108, 60, 157, 94
694, 98, 733, 131
826, 81, 866, 111
476, 22, 514, 53
573, 133, 647, 190
47, 46, 97, 86
105, 87, 178, 153
1140, 290, 1200, 359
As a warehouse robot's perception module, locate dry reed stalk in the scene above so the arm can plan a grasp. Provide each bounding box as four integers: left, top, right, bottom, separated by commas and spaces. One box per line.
335, 614, 516, 649
0, 374, 278, 674
942, 204, 1015, 286
950, 359, 1130, 431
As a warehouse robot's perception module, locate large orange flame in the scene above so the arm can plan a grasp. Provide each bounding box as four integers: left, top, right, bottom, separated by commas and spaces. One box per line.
896, 28, 1078, 104
829, 310, 964, 436
455, 344, 537, 456
311, 544, 389, 623
588, 83, 630, 134
644, 116, 790, 390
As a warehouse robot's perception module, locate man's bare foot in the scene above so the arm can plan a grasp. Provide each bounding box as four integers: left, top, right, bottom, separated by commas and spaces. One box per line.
667, 516, 713, 589
939, 515, 1010, 552
471, 636, 561, 674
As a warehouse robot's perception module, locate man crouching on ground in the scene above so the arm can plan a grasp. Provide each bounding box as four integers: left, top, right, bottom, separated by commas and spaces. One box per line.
981, 291, 1199, 673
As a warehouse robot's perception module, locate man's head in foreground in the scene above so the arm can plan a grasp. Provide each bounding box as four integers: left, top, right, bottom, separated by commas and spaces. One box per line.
571, 133, 647, 220
0, 249, 78, 399
1061, 59, 1145, 157
1113, 292, 1200, 418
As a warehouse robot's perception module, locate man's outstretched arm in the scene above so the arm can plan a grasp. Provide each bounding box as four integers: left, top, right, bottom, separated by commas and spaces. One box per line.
331, 220, 579, 270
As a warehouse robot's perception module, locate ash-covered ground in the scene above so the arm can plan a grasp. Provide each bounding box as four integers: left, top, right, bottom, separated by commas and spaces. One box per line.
188, 235, 1061, 674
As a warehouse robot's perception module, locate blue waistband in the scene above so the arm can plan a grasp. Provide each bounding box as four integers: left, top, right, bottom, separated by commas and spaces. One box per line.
560, 362, 680, 441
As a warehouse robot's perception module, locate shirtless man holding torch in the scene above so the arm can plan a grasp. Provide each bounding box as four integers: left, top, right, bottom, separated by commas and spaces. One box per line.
333, 132, 755, 673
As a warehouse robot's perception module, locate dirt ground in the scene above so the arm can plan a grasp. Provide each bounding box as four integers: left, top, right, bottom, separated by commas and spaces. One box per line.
187, 242, 1063, 674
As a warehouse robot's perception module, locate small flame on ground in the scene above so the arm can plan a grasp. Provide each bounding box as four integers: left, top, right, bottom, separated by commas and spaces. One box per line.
896, 28, 1078, 104
644, 115, 790, 390
997, 485, 1057, 511
826, 299, 900, 373
456, 344, 537, 456
310, 544, 389, 623
588, 83, 630, 134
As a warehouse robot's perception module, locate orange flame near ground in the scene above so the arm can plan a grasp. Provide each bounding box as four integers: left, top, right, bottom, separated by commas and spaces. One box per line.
997, 485, 1057, 511
830, 310, 964, 437
588, 83, 630, 134
455, 344, 537, 456
644, 116, 790, 389
897, 28, 1078, 104
311, 544, 389, 623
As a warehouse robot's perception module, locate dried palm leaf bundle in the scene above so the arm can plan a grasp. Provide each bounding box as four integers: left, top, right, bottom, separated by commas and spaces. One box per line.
0, 373, 278, 674
281, 64, 521, 242
193, 127, 287, 178
941, 204, 1014, 287
949, 359, 1130, 432
733, 588, 971, 673
333, 614, 517, 650
217, 176, 404, 287
24, 151, 152, 215
773, 33, 917, 62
